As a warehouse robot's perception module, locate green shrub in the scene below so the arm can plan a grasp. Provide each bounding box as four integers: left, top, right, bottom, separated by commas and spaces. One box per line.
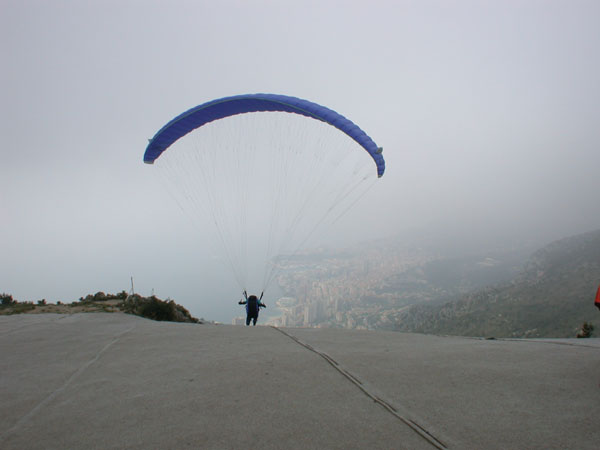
138, 296, 176, 321
122, 294, 199, 323
93, 292, 107, 302
576, 322, 594, 338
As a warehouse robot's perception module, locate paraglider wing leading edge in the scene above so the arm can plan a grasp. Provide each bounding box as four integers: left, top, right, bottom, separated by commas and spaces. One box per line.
143, 93, 385, 178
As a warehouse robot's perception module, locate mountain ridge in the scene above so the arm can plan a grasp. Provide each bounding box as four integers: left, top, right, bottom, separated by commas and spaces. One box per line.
393, 229, 600, 338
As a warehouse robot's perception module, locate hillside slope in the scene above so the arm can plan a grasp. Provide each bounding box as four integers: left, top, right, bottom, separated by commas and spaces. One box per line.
394, 229, 600, 338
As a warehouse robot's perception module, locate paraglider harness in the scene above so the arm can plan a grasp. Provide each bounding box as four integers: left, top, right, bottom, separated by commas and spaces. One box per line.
239, 291, 266, 324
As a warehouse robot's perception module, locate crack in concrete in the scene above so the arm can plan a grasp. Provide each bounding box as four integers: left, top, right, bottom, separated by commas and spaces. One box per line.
271, 326, 449, 449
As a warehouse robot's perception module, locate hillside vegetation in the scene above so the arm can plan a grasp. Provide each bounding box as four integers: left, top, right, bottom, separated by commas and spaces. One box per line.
0, 291, 200, 324
394, 229, 600, 338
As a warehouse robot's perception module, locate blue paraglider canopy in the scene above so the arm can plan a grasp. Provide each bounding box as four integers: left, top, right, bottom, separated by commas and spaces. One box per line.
144, 93, 385, 177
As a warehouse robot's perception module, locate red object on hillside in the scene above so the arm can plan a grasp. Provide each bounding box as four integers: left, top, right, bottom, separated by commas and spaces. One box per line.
595, 284, 600, 311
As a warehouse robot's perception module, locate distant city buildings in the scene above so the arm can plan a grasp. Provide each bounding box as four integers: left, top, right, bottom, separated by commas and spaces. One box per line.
263, 244, 440, 330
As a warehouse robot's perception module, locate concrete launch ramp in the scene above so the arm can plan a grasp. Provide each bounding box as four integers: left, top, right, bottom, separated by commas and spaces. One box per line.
1, 313, 598, 449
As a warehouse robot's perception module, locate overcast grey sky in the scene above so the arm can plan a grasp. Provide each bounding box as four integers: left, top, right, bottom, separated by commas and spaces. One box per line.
2, 0, 599, 321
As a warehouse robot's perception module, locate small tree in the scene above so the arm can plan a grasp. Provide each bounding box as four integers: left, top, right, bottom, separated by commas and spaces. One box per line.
576, 322, 594, 338
136, 296, 174, 321
1, 293, 15, 305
